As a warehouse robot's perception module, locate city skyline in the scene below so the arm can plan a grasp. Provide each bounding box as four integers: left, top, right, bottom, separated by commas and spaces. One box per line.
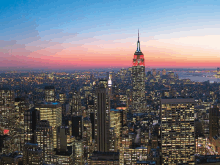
1, 0, 220, 70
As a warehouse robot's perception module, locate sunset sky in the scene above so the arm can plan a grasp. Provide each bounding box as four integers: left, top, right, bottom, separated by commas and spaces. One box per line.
1, 0, 220, 70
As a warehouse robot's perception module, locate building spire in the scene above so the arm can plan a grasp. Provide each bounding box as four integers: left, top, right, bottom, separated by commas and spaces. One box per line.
137, 29, 141, 52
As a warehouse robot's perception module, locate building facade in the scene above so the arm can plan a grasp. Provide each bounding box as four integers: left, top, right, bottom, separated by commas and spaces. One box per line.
95, 84, 110, 152
132, 31, 145, 113
161, 97, 195, 165
35, 102, 62, 148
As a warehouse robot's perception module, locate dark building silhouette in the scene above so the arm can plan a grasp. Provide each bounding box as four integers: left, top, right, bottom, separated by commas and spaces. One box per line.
72, 116, 83, 139
24, 108, 40, 144
95, 84, 110, 152
90, 112, 95, 140
209, 104, 219, 141
57, 126, 67, 152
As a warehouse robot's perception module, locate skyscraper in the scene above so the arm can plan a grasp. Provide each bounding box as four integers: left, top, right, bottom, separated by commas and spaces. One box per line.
95, 84, 110, 152
161, 97, 195, 165
45, 86, 55, 102
35, 120, 54, 164
209, 104, 219, 141
132, 31, 145, 113
24, 107, 40, 144
35, 102, 62, 149
72, 116, 83, 139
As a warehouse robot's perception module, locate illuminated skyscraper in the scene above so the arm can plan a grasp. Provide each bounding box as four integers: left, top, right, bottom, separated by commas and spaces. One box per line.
161, 97, 195, 165
35, 102, 62, 149
35, 120, 54, 164
110, 109, 122, 151
132, 31, 145, 113
0, 88, 15, 132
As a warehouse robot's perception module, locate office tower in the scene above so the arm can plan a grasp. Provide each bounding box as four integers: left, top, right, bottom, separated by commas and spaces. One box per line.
72, 116, 83, 139
57, 126, 67, 152
35, 120, 54, 164
110, 109, 122, 151
14, 97, 30, 151
23, 143, 43, 165
0, 88, 21, 154
70, 91, 81, 116
24, 107, 40, 144
132, 31, 145, 113
45, 86, 55, 102
55, 126, 74, 165
0, 88, 15, 132
35, 102, 62, 148
73, 140, 84, 165
209, 104, 219, 141
83, 117, 92, 146
87, 95, 95, 116
161, 97, 195, 165
95, 84, 110, 152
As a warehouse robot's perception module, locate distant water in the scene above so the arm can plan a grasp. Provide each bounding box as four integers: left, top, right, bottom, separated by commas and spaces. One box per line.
176, 71, 220, 83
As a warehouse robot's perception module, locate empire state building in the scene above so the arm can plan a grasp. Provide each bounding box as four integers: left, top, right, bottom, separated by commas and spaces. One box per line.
132, 31, 145, 113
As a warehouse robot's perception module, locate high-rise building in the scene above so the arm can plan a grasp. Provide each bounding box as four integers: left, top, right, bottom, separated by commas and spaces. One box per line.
0, 88, 21, 154
161, 97, 195, 165
73, 139, 84, 165
24, 107, 40, 144
95, 84, 110, 152
209, 104, 219, 141
55, 126, 74, 165
57, 126, 67, 152
72, 116, 83, 139
15, 97, 30, 151
132, 31, 145, 113
110, 109, 122, 151
35, 102, 62, 148
23, 143, 43, 165
45, 86, 55, 102
34, 120, 54, 164
70, 91, 81, 116
0, 88, 15, 133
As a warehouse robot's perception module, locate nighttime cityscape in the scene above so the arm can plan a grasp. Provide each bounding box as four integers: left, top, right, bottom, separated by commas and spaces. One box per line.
2, 0, 220, 165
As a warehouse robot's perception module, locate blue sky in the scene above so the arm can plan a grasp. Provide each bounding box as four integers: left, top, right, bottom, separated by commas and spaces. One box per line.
1, 0, 220, 69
